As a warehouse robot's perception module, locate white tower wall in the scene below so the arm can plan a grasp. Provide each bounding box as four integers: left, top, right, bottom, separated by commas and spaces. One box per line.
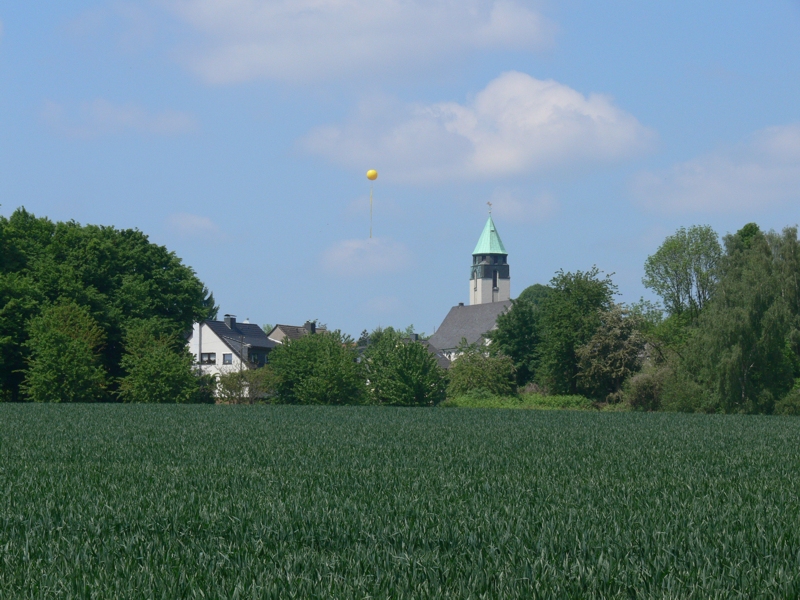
470, 275, 510, 305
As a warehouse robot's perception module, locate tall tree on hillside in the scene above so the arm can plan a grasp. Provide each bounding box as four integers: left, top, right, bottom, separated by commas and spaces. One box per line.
0, 208, 216, 401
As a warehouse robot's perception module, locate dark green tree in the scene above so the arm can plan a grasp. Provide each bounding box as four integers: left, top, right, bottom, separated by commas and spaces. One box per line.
536, 268, 617, 395
118, 319, 199, 403
22, 302, 107, 403
576, 304, 646, 401
669, 226, 799, 413
488, 284, 551, 386
269, 330, 364, 404
0, 274, 42, 401
447, 340, 516, 398
362, 328, 446, 406
0, 208, 215, 401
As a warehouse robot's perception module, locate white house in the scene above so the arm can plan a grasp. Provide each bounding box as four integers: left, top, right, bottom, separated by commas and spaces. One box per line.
187, 314, 276, 379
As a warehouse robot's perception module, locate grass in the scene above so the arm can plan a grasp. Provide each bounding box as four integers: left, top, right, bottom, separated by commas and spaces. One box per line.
1, 405, 800, 598
441, 392, 596, 410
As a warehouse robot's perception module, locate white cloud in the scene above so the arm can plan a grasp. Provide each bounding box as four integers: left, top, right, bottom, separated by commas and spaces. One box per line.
167, 0, 556, 84
632, 124, 800, 213
489, 189, 558, 222
322, 237, 410, 277
303, 72, 655, 183
41, 99, 196, 138
167, 213, 221, 238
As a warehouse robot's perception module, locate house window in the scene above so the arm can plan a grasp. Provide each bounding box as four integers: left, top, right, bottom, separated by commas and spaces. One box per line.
200, 353, 216, 365
223, 353, 232, 365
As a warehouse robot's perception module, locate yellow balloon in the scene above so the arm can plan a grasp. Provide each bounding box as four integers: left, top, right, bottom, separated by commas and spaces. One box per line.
366, 169, 378, 181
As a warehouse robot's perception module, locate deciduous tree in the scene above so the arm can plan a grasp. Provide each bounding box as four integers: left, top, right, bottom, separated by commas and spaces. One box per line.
22, 302, 107, 402
643, 225, 721, 321
362, 329, 446, 406
269, 330, 364, 404
447, 340, 516, 398
118, 318, 199, 403
537, 268, 617, 395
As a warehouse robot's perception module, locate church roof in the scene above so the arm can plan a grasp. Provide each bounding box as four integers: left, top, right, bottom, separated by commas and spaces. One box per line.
428, 300, 512, 352
472, 216, 507, 255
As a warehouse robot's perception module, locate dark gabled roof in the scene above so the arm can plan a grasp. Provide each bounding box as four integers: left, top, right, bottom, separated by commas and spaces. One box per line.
204, 320, 277, 359
428, 301, 512, 352
419, 340, 451, 369
268, 324, 328, 342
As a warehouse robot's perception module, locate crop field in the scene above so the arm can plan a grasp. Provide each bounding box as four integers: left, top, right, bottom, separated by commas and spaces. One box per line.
1, 406, 800, 598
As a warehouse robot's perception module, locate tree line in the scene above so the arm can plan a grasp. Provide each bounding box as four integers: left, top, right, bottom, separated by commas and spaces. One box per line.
0, 208, 217, 402
3, 207, 800, 413
488, 223, 800, 414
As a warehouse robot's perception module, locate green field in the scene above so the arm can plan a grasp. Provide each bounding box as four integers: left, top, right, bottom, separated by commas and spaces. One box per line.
1, 406, 799, 598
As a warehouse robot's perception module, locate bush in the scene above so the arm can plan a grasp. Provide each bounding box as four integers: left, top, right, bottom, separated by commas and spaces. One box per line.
447, 341, 516, 398
269, 330, 364, 404
216, 366, 276, 404
623, 367, 669, 411
118, 319, 199, 403
362, 331, 446, 406
441, 392, 594, 410
775, 388, 800, 415
660, 370, 717, 413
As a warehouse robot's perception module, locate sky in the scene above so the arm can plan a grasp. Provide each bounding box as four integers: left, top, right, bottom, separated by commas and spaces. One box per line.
1, 1, 799, 337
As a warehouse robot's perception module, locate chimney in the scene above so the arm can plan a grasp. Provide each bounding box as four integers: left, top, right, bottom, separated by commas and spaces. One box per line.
409, 333, 419, 342
224, 314, 236, 328
458, 302, 464, 306
304, 321, 316, 334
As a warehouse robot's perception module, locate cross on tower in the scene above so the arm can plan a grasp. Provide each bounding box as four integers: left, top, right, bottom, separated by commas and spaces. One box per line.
487, 201, 492, 215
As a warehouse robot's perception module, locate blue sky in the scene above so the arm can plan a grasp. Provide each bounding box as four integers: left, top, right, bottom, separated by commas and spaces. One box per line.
1, 1, 799, 336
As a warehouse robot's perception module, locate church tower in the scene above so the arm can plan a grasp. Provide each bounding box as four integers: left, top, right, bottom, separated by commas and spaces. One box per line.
470, 215, 510, 305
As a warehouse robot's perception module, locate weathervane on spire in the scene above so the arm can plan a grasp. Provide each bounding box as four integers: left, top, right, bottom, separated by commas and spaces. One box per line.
487, 201, 492, 215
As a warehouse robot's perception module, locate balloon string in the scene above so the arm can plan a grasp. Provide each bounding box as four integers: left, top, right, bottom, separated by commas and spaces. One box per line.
370, 184, 373, 239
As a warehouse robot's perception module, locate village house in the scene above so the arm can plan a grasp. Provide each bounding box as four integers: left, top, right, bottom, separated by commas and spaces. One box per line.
266, 321, 327, 344
187, 314, 275, 379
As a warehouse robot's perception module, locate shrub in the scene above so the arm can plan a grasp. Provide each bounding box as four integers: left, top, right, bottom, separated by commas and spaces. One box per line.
775, 388, 800, 415
362, 331, 446, 406
623, 366, 669, 411
216, 366, 276, 404
118, 319, 199, 403
447, 341, 516, 398
269, 330, 364, 404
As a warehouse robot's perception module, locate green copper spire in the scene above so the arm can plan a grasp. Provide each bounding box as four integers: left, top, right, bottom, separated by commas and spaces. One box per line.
472, 216, 507, 255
